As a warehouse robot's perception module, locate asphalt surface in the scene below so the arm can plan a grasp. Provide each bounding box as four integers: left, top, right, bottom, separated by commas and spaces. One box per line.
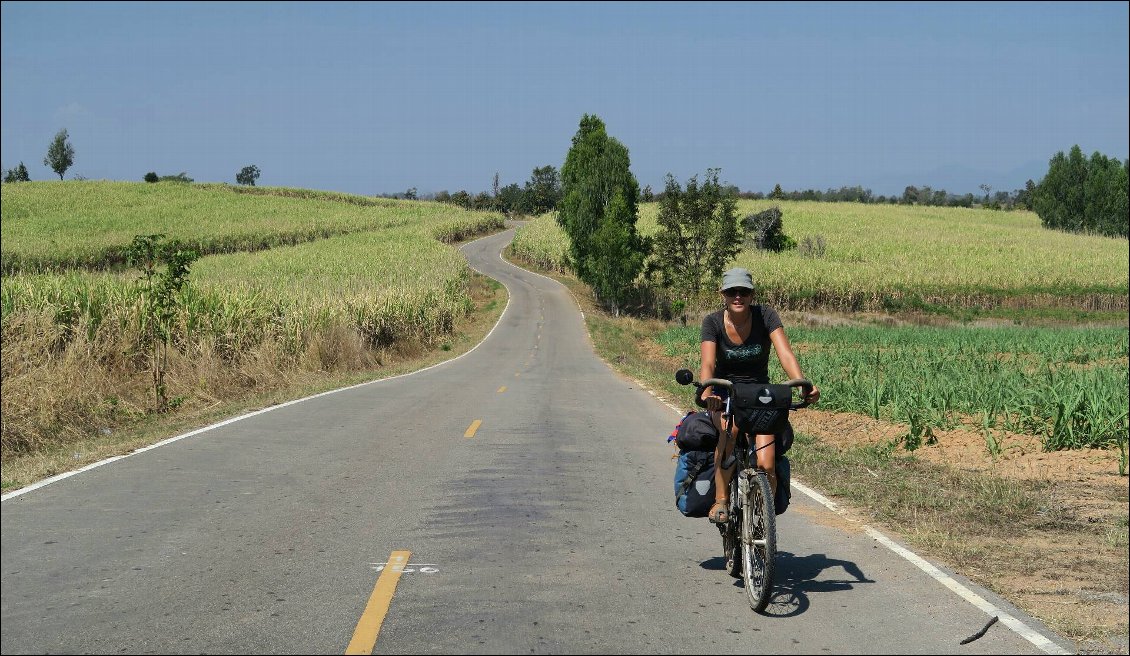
1, 228, 1074, 654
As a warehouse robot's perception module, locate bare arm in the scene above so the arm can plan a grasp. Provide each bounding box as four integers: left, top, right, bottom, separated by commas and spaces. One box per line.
769, 327, 820, 403
700, 340, 723, 410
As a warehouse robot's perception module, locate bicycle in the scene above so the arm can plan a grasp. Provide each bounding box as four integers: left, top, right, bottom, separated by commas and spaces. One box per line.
675, 369, 812, 613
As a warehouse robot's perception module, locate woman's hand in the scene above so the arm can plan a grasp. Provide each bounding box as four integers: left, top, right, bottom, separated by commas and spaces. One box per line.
804, 384, 821, 404
704, 393, 724, 412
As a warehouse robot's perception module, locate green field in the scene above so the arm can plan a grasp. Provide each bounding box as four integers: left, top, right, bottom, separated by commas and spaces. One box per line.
1, 181, 505, 456
2, 182, 1127, 463
0, 181, 494, 272
509, 198, 1128, 460
512, 201, 1129, 314
657, 323, 1129, 454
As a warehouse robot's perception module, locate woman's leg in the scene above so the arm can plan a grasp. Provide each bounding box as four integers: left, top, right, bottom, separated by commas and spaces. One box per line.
754, 433, 778, 494
711, 411, 738, 520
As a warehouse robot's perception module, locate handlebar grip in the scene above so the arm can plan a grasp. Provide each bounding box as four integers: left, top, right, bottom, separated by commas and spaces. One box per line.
696, 378, 734, 409
781, 378, 813, 409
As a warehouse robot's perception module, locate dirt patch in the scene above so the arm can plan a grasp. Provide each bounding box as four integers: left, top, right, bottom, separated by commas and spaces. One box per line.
794, 408, 1129, 653
793, 410, 1125, 490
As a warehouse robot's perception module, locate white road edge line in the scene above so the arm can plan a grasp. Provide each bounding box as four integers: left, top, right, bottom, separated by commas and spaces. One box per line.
2, 231, 515, 503
653, 393, 1070, 655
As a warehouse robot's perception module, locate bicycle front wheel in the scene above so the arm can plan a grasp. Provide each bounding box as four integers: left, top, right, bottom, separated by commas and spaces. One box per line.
740, 469, 777, 612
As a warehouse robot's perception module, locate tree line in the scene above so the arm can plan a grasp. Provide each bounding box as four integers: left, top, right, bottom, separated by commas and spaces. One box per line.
549, 115, 1130, 321
1030, 145, 1128, 238
7, 126, 1124, 241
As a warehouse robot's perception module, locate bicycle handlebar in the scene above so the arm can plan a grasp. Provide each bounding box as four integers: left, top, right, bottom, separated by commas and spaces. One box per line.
674, 369, 813, 410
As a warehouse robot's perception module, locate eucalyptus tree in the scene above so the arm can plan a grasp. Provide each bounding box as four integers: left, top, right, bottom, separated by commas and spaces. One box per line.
558, 114, 646, 315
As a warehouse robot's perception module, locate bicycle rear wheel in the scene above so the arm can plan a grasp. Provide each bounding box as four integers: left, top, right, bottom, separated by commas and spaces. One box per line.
740, 469, 776, 612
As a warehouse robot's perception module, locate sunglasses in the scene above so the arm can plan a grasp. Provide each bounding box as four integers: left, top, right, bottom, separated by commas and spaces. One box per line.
723, 288, 752, 298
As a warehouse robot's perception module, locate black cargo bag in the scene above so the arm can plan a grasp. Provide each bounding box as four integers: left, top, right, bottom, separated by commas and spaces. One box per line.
673, 411, 719, 451
732, 382, 793, 436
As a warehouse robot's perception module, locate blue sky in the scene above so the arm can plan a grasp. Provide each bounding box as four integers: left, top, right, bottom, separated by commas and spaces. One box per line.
2, 1, 1127, 197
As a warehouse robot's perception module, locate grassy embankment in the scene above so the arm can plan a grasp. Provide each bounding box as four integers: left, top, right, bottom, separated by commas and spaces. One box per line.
1, 181, 508, 490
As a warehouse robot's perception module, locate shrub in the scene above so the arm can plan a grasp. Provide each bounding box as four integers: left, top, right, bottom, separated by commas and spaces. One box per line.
742, 206, 795, 252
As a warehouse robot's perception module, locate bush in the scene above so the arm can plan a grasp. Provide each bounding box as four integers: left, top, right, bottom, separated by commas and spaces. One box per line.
236, 164, 260, 186
3, 162, 30, 183
742, 206, 795, 252
144, 172, 159, 183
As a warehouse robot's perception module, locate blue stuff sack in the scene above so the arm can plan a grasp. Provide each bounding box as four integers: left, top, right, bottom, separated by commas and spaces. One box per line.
674, 449, 716, 517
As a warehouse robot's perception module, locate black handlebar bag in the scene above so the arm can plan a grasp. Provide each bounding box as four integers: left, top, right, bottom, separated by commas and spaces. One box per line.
731, 382, 792, 436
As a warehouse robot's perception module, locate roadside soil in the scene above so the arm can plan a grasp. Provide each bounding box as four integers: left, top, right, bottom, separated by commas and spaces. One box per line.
792, 409, 1129, 654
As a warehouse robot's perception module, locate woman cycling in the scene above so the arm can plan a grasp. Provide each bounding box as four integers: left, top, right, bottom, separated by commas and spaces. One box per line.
700, 267, 820, 524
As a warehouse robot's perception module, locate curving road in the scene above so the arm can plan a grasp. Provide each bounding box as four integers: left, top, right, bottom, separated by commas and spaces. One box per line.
2, 228, 1072, 654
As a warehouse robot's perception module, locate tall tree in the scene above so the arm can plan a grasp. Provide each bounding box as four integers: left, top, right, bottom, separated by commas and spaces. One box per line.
1033, 151, 1070, 230
587, 189, 647, 315
650, 170, 741, 322
43, 129, 75, 180
1084, 152, 1129, 237
558, 114, 646, 315
1034, 146, 1127, 238
1063, 145, 1088, 231
524, 165, 561, 214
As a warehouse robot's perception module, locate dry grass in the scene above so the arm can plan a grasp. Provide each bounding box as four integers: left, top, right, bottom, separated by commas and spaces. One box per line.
0, 272, 507, 490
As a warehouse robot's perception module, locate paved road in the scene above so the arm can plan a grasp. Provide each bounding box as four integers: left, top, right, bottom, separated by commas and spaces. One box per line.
1, 228, 1073, 654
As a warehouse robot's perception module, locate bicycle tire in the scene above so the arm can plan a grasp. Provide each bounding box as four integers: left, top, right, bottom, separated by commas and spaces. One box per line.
741, 468, 776, 612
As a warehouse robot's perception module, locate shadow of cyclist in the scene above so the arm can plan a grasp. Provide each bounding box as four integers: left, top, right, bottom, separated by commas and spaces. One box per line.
700, 551, 874, 617
764, 551, 874, 617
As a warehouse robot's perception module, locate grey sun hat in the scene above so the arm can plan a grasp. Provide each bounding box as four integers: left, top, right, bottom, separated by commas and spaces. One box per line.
720, 267, 754, 291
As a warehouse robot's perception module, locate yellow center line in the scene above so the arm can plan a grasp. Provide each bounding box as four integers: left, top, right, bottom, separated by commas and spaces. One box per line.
497, 386, 507, 393
345, 550, 411, 655
464, 419, 482, 438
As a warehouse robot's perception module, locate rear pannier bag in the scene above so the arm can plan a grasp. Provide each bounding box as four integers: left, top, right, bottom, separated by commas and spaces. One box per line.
674, 449, 716, 517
